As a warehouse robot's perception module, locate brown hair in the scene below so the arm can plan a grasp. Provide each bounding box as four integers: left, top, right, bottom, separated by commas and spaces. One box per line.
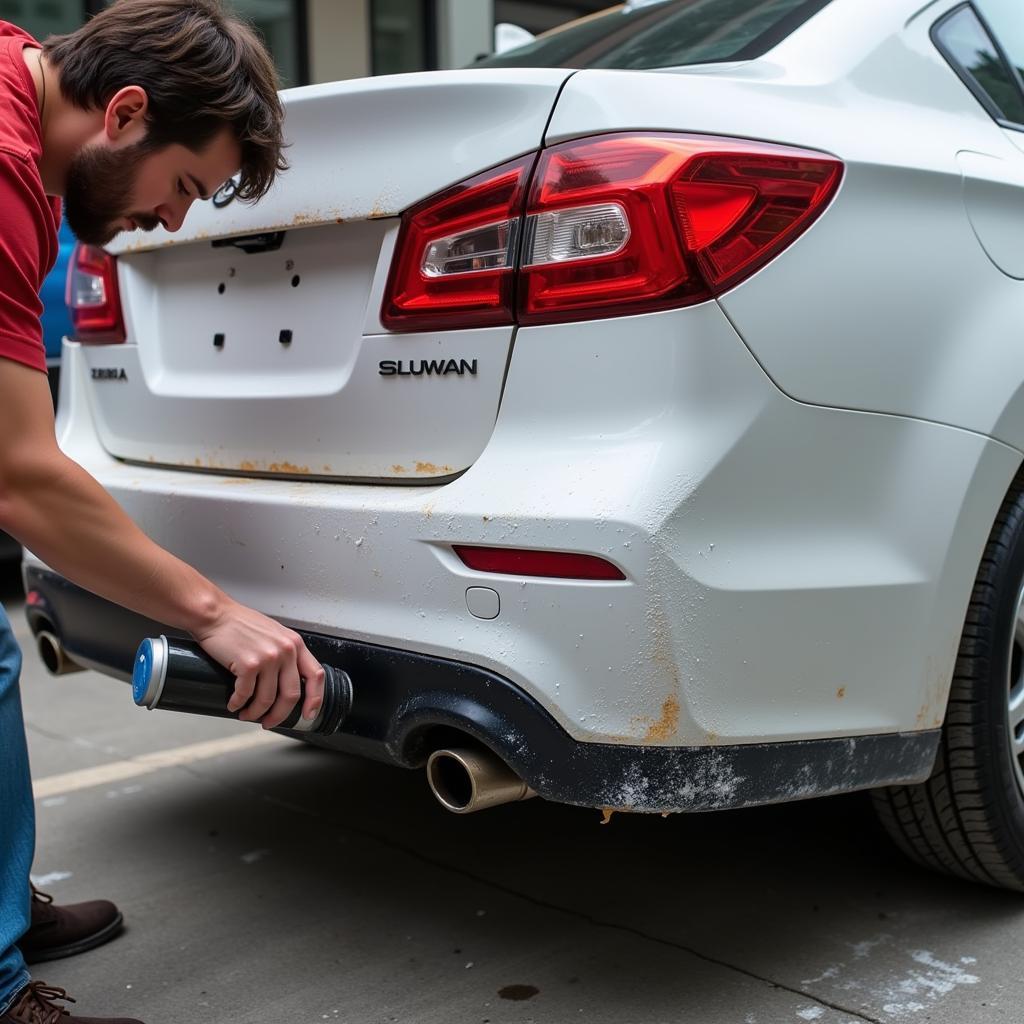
43, 0, 287, 201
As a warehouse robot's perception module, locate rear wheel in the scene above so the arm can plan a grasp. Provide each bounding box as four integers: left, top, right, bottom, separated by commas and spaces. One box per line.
873, 477, 1024, 890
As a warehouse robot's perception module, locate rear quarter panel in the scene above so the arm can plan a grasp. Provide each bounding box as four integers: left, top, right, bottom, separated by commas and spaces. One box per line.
545, 0, 1024, 451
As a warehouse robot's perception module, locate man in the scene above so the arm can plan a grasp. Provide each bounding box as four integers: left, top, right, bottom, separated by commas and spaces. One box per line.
0, 3, 322, 1021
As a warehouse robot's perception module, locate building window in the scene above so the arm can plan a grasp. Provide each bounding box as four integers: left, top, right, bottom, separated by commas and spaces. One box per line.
9, 0, 310, 88
229, 0, 309, 87
371, 0, 436, 75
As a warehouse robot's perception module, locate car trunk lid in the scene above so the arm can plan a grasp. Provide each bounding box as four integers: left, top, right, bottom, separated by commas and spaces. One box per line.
88, 69, 572, 482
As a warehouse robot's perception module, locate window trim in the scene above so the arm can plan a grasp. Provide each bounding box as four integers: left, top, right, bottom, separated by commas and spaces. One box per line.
931, 1, 1024, 133
478, 0, 838, 72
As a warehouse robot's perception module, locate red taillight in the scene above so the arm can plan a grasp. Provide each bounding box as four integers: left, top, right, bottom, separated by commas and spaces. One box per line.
453, 545, 626, 581
382, 134, 842, 330
66, 243, 125, 343
381, 156, 534, 332
519, 134, 843, 324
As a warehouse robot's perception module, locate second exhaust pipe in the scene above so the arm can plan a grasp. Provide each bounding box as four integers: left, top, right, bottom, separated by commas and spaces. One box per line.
427, 747, 536, 814
36, 630, 85, 675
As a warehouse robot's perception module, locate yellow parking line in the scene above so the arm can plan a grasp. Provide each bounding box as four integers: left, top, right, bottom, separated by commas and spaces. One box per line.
32, 731, 285, 799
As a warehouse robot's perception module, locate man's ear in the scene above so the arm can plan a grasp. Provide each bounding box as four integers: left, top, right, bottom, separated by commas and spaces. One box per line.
103, 86, 148, 143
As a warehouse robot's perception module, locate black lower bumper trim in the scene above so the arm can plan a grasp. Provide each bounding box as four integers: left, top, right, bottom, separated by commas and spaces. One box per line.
23, 566, 940, 812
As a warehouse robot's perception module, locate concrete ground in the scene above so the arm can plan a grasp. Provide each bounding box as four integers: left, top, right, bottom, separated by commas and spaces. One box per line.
8, 577, 1021, 1024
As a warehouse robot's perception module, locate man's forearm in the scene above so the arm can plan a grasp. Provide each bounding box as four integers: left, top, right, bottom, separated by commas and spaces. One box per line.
0, 445, 226, 634
0, 358, 324, 726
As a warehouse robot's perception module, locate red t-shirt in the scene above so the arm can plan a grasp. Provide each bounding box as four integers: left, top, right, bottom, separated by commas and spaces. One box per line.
0, 21, 61, 374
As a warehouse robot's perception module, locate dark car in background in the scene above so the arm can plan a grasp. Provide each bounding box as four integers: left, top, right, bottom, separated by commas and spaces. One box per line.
41, 220, 74, 406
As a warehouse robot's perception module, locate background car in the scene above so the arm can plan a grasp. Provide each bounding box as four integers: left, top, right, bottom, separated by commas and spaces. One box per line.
25, 0, 1024, 889
41, 219, 74, 407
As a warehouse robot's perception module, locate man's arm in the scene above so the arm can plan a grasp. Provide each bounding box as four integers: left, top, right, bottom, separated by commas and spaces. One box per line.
0, 357, 324, 728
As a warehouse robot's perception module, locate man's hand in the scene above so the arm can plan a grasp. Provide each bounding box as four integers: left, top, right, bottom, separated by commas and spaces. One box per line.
192, 600, 325, 729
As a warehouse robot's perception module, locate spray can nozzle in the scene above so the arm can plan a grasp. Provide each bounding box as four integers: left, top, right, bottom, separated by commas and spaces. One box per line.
132, 635, 353, 736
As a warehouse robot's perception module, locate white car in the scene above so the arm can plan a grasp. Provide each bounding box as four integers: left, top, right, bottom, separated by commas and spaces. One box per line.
26, 0, 1024, 889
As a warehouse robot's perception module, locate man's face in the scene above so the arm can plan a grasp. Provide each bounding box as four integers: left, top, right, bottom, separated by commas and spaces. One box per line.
64, 127, 242, 246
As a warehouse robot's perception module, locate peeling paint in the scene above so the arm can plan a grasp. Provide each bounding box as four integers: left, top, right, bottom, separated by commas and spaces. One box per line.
674, 749, 745, 807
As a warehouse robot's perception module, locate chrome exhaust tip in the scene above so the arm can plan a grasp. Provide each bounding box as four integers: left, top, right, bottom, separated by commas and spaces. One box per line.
426, 747, 536, 814
36, 630, 84, 676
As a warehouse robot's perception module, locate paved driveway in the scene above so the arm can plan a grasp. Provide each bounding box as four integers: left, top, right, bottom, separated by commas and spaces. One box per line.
11, 583, 1016, 1024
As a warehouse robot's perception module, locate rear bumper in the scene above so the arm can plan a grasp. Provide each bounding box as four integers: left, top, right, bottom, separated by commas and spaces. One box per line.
52, 306, 1019, 748
24, 565, 939, 812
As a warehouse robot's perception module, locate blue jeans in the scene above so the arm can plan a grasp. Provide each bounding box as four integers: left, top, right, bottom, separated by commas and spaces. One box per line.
0, 605, 31, 1013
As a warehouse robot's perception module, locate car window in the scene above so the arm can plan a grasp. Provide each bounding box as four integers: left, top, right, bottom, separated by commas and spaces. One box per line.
475, 0, 834, 71
975, 0, 1024, 84
933, 4, 1024, 127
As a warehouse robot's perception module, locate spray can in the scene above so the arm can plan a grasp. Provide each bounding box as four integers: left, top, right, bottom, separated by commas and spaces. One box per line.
131, 635, 352, 736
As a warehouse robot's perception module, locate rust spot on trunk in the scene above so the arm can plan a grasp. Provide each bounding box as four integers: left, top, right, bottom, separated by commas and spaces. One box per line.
415, 461, 453, 475
229, 459, 311, 475
643, 693, 680, 741
836, 686, 846, 699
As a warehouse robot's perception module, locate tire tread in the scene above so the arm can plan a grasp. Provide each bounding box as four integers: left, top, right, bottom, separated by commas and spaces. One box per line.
872, 478, 1024, 891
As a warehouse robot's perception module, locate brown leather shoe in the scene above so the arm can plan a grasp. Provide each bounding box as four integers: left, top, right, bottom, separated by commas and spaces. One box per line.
0, 982, 144, 1023
17, 887, 124, 964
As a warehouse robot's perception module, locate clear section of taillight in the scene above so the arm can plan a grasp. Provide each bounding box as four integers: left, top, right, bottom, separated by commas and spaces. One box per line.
381, 155, 534, 332
66, 243, 126, 344
422, 218, 519, 277
524, 202, 630, 266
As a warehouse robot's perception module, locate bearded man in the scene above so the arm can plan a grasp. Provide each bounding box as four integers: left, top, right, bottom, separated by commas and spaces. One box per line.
0, 3, 324, 1021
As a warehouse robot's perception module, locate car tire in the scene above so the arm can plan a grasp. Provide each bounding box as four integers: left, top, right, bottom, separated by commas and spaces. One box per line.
872, 476, 1024, 891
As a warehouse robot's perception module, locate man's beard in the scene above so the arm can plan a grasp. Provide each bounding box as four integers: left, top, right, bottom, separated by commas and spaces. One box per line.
64, 141, 162, 246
